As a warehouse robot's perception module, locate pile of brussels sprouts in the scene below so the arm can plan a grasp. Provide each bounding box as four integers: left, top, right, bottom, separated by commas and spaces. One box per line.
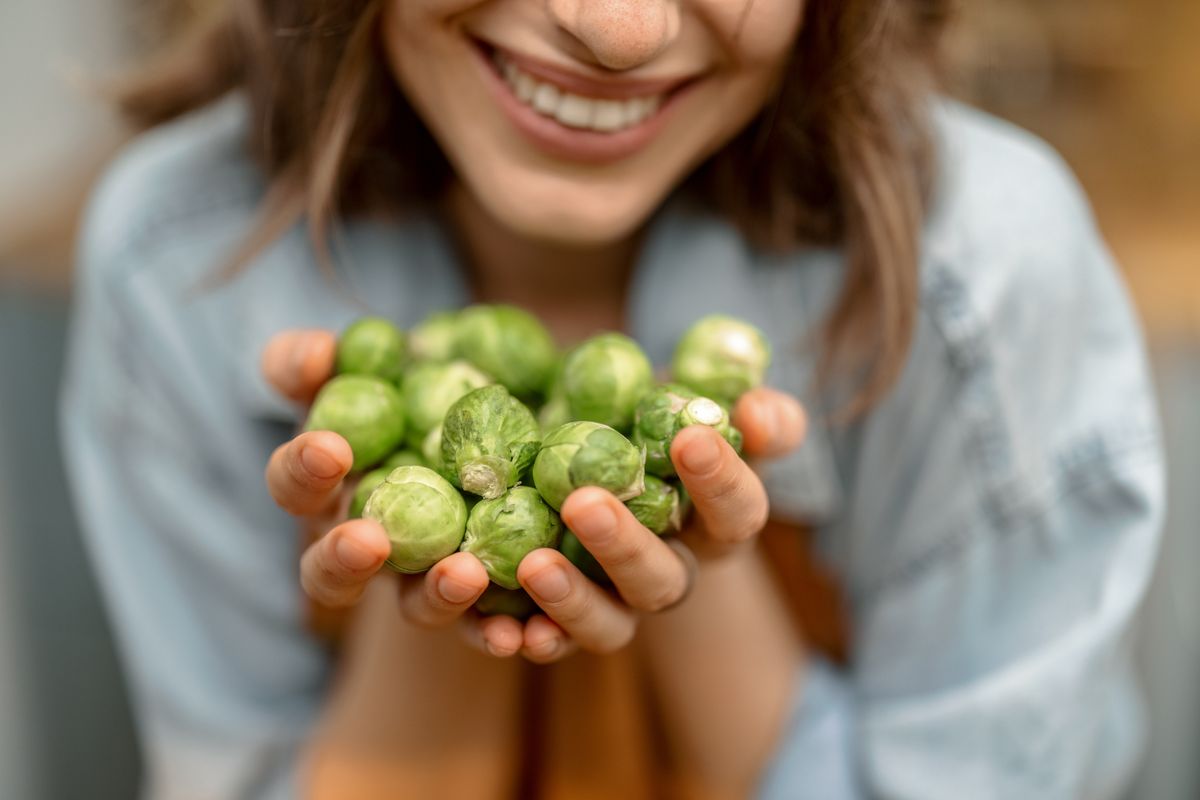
305, 306, 770, 617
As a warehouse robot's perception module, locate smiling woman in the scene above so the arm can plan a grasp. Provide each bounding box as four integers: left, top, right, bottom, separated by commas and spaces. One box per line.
66, 1, 1166, 799
119, 0, 943, 409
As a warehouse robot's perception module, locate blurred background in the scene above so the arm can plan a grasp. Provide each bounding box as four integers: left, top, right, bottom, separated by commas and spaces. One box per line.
1, 1, 1197, 798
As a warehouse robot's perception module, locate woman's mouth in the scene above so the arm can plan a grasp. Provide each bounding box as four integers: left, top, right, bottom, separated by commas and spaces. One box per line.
472, 41, 697, 164
493, 52, 664, 134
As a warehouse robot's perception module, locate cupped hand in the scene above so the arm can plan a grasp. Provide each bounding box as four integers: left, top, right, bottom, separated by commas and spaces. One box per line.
260, 328, 807, 664
480, 385, 807, 663
261, 330, 492, 635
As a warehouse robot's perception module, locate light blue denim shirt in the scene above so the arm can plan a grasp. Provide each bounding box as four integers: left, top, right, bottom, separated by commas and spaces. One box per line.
61, 94, 1164, 800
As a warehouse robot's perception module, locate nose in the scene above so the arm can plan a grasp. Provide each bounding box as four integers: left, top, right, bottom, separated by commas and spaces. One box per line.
546, 0, 682, 71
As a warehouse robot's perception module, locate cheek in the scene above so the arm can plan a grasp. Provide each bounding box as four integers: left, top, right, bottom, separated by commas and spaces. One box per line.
713, 0, 805, 70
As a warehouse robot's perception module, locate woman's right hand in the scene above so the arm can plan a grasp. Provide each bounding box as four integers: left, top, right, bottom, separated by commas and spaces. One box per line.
260, 330, 522, 652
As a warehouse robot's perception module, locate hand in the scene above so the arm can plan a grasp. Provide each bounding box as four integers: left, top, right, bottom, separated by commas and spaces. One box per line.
260, 328, 807, 664
261, 330, 493, 639
502, 386, 806, 663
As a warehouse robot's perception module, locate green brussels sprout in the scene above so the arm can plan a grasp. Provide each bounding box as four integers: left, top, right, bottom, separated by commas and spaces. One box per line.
421, 423, 447, 477
335, 317, 407, 383
536, 355, 571, 433
383, 449, 425, 471
441, 385, 541, 499
407, 310, 461, 362
400, 359, 492, 448
460, 487, 561, 590
678, 396, 743, 454
672, 315, 771, 404
456, 305, 557, 399
349, 467, 389, 519
629, 383, 696, 477
305, 374, 406, 471
474, 585, 537, 619
625, 474, 684, 535
537, 393, 572, 434
532, 421, 645, 511
363, 465, 468, 573
559, 531, 610, 585
560, 333, 654, 431
630, 385, 742, 478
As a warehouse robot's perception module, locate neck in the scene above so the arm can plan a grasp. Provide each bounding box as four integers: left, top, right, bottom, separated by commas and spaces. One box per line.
441, 184, 642, 342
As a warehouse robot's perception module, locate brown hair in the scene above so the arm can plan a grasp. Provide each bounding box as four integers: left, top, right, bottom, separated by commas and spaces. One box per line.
118, 0, 950, 415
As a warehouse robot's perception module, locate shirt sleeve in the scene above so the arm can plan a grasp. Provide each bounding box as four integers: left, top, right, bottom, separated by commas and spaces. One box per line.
757, 145, 1165, 799
60, 185, 332, 800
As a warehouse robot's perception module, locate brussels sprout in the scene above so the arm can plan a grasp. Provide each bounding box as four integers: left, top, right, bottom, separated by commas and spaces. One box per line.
560, 333, 654, 431
383, 449, 425, 471
421, 423, 447, 476
537, 393, 572, 434
363, 465, 468, 573
474, 585, 537, 619
629, 383, 696, 477
349, 467, 389, 519
401, 359, 492, 448
335, 317, 407, 383
456, 305, 557, 399
559, 531, 610, 585
679, 396, 743, 454
441, 385, 541, 499
460, 487, 561, 590
672, 315, 771, 404
305, 374, 406, 471
533, 421, 645, 511
630, 385, 742, 478
408, 310, 461, 362
537, 355, 571, 433
625, 474, 684, 535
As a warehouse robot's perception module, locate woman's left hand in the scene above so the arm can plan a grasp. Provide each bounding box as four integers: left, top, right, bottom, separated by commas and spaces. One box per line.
467, 387, 807, 664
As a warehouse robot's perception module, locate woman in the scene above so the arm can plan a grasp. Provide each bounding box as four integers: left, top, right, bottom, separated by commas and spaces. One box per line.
61, 0, 1164, 798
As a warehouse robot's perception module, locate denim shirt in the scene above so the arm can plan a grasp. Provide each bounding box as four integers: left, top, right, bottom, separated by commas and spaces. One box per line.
61, 95, 1164, 800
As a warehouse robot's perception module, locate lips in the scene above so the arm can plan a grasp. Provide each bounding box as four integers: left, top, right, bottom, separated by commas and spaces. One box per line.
494, 51, 664, 134
472, 39, 700, 164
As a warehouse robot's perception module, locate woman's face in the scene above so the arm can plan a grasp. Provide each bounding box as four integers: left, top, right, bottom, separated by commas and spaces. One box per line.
382, 0, 804, 245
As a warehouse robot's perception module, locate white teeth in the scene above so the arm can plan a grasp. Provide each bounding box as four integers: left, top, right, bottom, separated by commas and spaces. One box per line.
494, 52, 665, 133
515, 72, 536, 103
592, 100, 624, 132
555, 94, 593, 128
532, 83, 560, 114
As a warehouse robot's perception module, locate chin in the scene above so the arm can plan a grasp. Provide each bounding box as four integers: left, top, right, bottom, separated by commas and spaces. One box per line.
469, 170, 669, 247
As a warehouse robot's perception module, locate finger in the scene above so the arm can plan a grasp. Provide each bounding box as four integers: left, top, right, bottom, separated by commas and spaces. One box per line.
520, 615, 579, 664
398, 552, 490, 629
560, 487, 690, 612
266, 430, 353, 516
459, 614, 525, 658
733, 387, 807, 459
671, 425, 770, 547
517, 549, 637, 654
261, 329, 337, 406
299, 518, 391, 608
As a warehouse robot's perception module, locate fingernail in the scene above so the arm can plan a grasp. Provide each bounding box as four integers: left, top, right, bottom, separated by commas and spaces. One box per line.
336, 534, 379, 571
527, 565, 570, 603
679, 431, 720, 474
301, 444, 342, 479
571, 498, 615, 540
437, 576, 478, 604
485, 640, 509, 658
